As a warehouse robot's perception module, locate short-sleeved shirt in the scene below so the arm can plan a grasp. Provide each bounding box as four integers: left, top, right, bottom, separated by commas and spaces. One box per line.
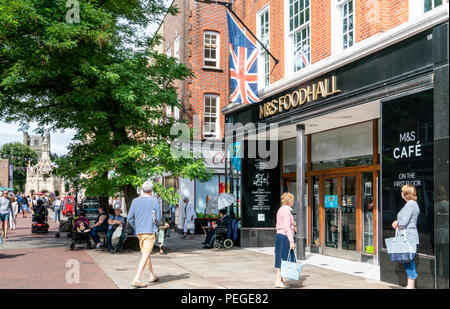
108, 215, 125, 230
397, 200, 420, 244
0, 197, 11, 214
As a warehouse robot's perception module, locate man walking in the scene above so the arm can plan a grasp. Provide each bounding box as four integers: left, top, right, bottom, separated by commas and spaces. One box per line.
0, 191, 12, 238
128, 181, 161, 288
53, 197, 62, 223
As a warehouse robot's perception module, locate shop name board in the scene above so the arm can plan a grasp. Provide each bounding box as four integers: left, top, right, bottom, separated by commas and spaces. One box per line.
259, 76, 340, 119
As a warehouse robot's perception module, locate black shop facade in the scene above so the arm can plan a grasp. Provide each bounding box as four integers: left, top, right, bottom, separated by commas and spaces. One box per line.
223, 22, 448, 289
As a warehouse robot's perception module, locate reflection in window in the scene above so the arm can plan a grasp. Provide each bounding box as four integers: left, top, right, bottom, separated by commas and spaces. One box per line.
362, 173, 374, 254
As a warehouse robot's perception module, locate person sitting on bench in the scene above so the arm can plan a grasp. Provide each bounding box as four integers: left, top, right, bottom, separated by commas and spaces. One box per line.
202, 209, 229, 249
90, 206, 110, 248
106, 206, 126, 253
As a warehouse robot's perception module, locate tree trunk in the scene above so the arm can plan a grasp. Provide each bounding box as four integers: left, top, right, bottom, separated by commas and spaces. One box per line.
124, 184, 138, 213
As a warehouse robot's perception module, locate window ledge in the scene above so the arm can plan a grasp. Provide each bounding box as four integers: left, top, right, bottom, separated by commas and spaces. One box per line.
202, 66, 223, 72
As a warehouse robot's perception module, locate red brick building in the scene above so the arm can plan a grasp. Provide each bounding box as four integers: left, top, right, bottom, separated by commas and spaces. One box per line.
159, 0, 229, 140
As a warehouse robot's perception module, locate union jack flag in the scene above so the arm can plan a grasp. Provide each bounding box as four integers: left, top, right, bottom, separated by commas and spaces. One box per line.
227, 11, 261, 104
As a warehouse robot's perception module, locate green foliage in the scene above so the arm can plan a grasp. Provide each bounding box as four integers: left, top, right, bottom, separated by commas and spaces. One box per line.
0, 0, 211, 206
0, 142, 38, 192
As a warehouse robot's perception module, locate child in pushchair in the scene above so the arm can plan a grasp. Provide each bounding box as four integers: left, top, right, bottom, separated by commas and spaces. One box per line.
69, 212, 92, 250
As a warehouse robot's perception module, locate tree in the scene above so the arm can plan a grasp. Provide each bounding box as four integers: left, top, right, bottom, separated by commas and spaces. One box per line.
0, 0, 212, 210
0, 142, 38, 192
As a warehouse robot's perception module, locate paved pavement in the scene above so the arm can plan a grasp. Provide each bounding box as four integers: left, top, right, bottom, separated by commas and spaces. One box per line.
0, 211, 117, 289
87, 232, 398, 289
1, 211, 399, 289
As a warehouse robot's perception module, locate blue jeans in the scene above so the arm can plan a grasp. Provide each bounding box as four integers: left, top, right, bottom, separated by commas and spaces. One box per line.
404, 260, 418, 279
54, 209, 60, 222
106, 228, 125, 250
91, 227, 104, 244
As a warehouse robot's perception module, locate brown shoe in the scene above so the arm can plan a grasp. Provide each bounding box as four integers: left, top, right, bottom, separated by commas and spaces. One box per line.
131, 281, 147, 288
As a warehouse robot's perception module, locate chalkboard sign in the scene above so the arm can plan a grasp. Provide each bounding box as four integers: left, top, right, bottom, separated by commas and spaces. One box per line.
241, 152, 280, 228
381, 89, 434, 256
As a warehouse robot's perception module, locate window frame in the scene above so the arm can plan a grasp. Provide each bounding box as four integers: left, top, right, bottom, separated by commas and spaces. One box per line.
203, 94, 220, 139
337, 0, 355, 50
203, 31, 220, 69
257, 4, 271, 88
284, 0, 311, 75
409, 0, 444, 20
174, 33, 180, 63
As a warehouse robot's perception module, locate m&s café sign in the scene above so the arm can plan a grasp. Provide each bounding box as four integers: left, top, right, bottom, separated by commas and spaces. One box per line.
259, 76, 340, 119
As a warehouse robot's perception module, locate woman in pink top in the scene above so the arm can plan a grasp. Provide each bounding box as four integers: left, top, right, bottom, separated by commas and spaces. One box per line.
274, 192, 296, 288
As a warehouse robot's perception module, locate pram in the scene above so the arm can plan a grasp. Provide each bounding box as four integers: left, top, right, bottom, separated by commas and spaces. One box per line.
68, 215, 92, 250
31, 200, 49, 233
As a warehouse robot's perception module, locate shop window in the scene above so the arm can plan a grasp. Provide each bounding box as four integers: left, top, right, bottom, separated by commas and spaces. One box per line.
204, 31, 219, 68
311, 121, 373, 170
362, 172, 374, 254
288, 0, 310, 73
195, 175, 227, 215
257, 6, 270, 87
203, 94, 219, 139
337, 0, 354, 50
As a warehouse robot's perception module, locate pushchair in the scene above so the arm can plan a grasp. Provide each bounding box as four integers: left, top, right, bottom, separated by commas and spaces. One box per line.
212, 218, 238, 249
68, 215, 92, 250
31, 200, 49, 233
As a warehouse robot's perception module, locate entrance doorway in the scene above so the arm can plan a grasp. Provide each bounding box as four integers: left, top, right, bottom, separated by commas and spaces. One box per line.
324, 175, 357, 251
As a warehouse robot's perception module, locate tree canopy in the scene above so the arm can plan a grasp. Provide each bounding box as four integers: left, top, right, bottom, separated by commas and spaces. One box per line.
0, 0, 212, 209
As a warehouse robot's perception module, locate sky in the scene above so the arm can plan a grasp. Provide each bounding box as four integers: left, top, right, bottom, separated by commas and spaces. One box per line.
0, 4, 170, 156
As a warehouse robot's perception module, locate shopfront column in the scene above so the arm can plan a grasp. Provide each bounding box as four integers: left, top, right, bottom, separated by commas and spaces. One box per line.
296, 124, 306, 260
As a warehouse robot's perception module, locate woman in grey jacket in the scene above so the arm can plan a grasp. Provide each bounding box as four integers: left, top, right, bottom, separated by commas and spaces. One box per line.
392, 185, 420, 289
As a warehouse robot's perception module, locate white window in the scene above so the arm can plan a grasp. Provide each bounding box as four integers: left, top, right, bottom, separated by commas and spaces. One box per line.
424, 0, 443, 12
257, 6, 270, 87
204, 32, 220, 68
203, 94, 219, 139
174, 34, 180, 62
166, 105, 173, 118
286, 0, 310, 73
410, 0, 444, 19
174, 106, 180, 120
337, 0, 354, 50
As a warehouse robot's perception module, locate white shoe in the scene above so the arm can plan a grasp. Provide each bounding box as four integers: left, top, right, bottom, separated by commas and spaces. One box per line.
275, 281, 287, 288
96, 242, 102, 249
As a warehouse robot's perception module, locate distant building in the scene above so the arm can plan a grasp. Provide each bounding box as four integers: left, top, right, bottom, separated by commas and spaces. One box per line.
0, 159, 13, 189
25, 134, 64, 196
23, 132, 51, 160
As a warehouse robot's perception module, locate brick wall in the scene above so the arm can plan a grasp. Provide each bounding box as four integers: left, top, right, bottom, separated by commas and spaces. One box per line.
161, 0, 229, 140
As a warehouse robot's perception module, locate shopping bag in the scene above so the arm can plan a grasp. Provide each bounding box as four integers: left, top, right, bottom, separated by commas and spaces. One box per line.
280, 249, 303, 281
385, 228, 416, 263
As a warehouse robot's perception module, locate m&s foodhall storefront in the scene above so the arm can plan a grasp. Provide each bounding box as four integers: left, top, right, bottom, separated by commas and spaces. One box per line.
223, 22, 448, 288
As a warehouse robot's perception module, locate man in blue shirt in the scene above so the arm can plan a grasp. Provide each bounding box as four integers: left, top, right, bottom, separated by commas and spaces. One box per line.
106, 206, 126, 253
127, 180, 161, 288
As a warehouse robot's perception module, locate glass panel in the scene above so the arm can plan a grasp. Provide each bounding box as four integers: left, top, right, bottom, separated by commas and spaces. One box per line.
349, 31, 353, 47
325, 177, 339, 248
424, 0, 432, 12
362, 173, 374, 254
305, 7, 309, 22
312, 176, 320, 246
283, 139, 297, 173
341, 176, 356, 251
300, 11, 304, 25
343, 18, 347, 33
349, 14, 353, 30
349, 1, 353, 14
435, 0, 443, 7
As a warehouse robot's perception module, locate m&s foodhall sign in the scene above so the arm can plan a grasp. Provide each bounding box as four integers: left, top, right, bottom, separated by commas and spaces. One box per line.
259, 76, 341, 119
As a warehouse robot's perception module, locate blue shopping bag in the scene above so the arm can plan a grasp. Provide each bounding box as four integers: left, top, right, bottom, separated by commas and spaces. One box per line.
385, 229, 416, 263
280, 249, 303, 281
